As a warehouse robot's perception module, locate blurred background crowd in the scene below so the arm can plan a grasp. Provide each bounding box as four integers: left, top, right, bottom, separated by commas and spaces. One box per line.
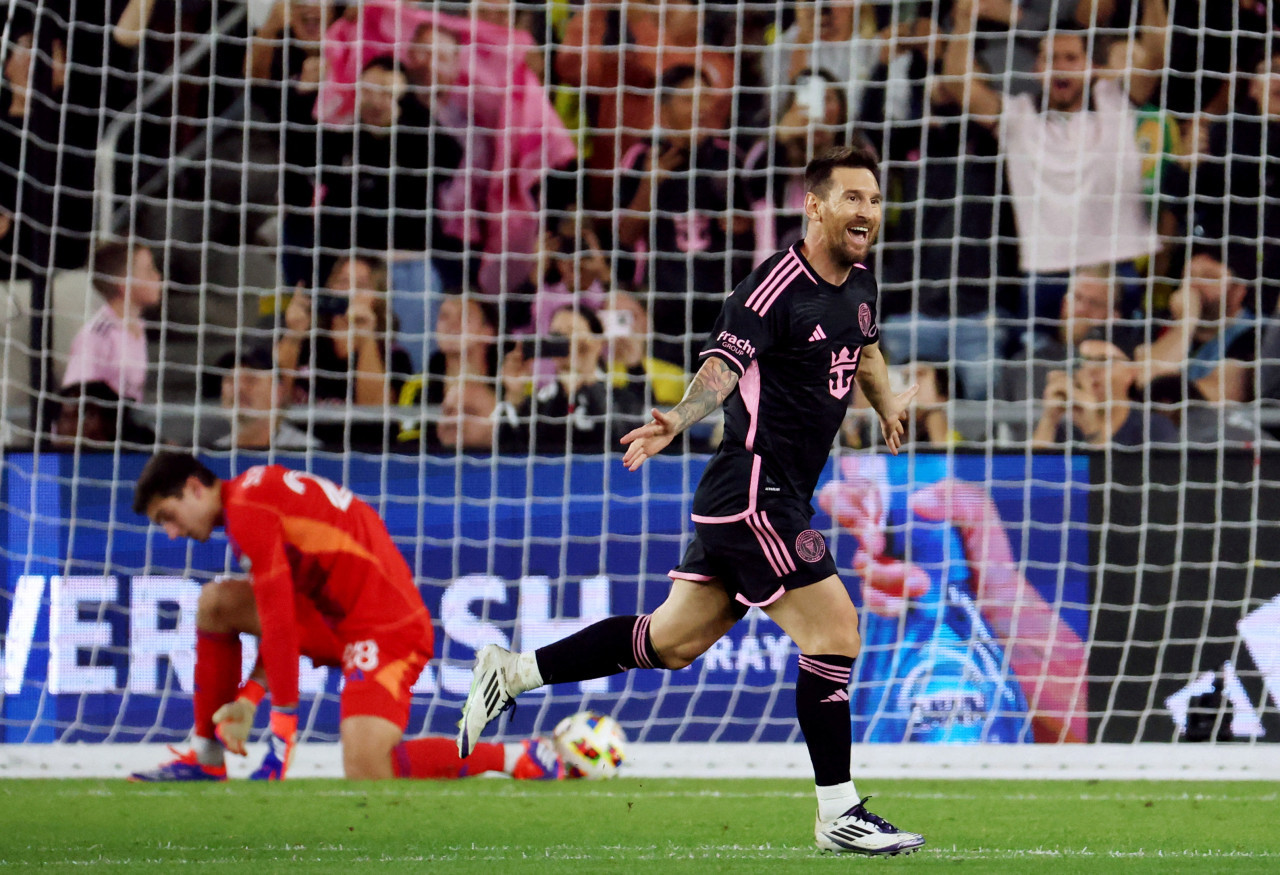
1, 0, 1277, 455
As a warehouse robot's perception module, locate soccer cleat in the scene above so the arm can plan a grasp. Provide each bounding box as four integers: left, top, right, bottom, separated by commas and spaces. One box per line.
457, 644, 520, 757
510, 738, 564, 780
128, 746, 228, 783
814, 796, 925, 856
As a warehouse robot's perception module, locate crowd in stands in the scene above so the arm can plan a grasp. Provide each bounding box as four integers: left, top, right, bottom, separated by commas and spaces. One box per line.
3, 0, 1279, 455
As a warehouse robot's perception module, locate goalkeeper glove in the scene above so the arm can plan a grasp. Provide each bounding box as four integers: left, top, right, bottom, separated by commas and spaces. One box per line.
250, 707, 297, 781
212, 679, 266, 756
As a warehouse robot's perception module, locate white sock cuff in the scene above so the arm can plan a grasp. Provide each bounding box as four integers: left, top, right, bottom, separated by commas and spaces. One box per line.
514, 651, 544, 693
816, 781, 859, 821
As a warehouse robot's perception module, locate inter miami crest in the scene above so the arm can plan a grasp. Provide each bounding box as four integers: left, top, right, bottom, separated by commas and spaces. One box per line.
828, 347, 862, 399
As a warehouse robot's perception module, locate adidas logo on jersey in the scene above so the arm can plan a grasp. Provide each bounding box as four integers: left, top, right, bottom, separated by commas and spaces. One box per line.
809, 325, 827, 342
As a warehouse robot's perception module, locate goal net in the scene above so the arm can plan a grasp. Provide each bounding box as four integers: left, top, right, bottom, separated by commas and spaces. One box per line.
2, 0, 1278, 775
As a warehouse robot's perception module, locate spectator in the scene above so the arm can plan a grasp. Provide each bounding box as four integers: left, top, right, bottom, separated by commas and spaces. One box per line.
842, 363, 959, 449
498, 305, 644, 454
400, 20, 471, 291
555, 0, 735, 209
1188, 52, 1280, 315
1136, 245, 1260, 407
874, 10, 1006, 402
602, 289, 686, 409
1033, 337, 1178, 448
1000, 265, 1136, 408
213, 345, 316, 451
940, 0, 1169, 342
435, 379, 497, 452
249, 0, 340, 288
0, 26, 73, 277
743, 69, 851, 265
310, 57, 436, 271
617, 64, 753, 369
47, 380, 155, 451
762, 0, 879, 124
423, 295, 499, 407
62, 241, 162, 403
276, 254, 413, 409
515, 215, 611, 338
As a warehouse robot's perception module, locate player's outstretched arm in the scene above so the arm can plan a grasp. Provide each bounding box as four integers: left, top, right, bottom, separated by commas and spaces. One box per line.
620, 356, 739, 471
854, 342, 919, 454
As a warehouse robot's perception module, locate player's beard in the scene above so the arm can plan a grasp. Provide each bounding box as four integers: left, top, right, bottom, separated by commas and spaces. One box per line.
828, 221, 870, 268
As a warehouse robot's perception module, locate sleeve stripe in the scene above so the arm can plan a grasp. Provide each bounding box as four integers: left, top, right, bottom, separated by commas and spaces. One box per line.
745, 256, 802, 316
700, 348, 745, 375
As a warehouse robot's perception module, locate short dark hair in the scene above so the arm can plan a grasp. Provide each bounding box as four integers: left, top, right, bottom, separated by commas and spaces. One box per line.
361, 55, 401, 77
552, 303, 604, 336
658, 64, 709, 102
133, 452, 217, 515
805, 144, 881, 199
92, 241, 146, 300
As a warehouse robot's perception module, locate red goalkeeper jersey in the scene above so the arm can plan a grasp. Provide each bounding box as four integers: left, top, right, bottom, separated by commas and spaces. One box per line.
221, 465, 430, 707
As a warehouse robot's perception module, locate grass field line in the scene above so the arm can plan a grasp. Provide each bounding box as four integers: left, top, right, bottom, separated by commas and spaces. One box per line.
48, 785, 1279, 804
14, 846, 1280, 865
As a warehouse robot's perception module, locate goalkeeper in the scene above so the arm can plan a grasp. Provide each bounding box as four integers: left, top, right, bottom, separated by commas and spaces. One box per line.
131, 452, 558, 781
128, 574, 562, 782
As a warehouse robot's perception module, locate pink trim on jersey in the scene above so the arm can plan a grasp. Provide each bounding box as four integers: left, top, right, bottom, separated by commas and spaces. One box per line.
798, 654, 852, 683
699, 347, 745, 376
745, 252, 803, 315
739, 360, 761, 452
620, 142, 648, 172
691, 455, 762, 524
735, 585, 786, 608
854, 263, 867, 270
791, 247, 818, 283
669, 571, 715, 582
747, 511, 796, 577
632, 614, 655, 669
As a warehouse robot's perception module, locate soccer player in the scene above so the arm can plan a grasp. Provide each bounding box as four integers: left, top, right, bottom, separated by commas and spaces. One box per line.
128, 575, 561, 782
132, 452, 554, 781
458, 145, 926, 855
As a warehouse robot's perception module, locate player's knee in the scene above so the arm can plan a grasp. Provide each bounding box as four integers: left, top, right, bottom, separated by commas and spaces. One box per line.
656, 637, 715, 670
195, 578, 235, 631
342, 744, 395, 781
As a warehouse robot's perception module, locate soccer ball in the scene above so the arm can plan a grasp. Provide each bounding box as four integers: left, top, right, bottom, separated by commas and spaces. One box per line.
552, 711, 628, 779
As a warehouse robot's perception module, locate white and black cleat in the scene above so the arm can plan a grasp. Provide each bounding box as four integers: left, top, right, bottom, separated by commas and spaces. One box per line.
456, 644, 519, 757
814, 796, 925, 856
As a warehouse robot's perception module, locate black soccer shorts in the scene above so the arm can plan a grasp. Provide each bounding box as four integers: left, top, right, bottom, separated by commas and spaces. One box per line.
670, 502, 838, 611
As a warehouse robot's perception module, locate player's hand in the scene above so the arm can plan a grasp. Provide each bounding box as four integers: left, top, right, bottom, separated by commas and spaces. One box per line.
212, 698, 257, 757
254, 707, 298, 781
852, 548, 932, 617
283, 283, 312, 336
878, 383, 920, 454
620, 408, 679, 471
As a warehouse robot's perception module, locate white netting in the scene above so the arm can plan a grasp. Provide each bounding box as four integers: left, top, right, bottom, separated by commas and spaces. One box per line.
2, 1, 1279, 766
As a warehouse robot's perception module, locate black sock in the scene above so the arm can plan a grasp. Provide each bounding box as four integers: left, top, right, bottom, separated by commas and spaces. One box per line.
535, 614, 665, 684
796, 653, 855, 786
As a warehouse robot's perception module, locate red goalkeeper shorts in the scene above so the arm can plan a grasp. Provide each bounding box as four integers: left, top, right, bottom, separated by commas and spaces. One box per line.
338, 612, 434, 729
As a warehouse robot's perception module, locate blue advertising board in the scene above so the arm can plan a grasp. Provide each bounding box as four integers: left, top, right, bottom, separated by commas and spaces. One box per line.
0, 451, 1089, 745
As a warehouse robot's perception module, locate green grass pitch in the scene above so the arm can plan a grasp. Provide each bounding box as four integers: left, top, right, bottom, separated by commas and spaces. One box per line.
1, 778, 1276, 872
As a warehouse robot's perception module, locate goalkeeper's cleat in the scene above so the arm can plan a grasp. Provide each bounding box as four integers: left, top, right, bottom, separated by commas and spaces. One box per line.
128, 746, 227, 783
457, 644, 520, 757
249, 746, 286, 781
511, 738, 563, 780
814, 796, 925, 856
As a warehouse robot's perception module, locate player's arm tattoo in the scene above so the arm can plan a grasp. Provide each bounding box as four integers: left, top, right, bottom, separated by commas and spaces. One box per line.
667, 357, 740, 432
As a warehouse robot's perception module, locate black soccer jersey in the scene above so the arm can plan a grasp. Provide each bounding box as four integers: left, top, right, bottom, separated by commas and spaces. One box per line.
691, 242, 880, 521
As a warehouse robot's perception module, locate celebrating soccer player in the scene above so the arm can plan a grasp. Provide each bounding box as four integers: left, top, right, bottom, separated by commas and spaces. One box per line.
457, 145, 926, 855
132, 452, 562, 781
